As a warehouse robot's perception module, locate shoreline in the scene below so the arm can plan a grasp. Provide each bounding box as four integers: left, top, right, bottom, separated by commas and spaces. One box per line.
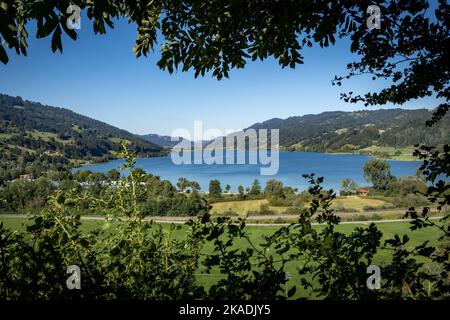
282, 149, 421, 162
77, 149, 421, 170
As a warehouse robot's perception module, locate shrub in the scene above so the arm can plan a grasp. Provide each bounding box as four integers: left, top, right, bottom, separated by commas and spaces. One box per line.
334, 206, 358, 213
259, 204, 276, 215
246, 204, 276, 216
220, 209, 239, 217
363, 205, 377, 212
267, 196, 290, 207
282, 207, 303, 215
393, 194, 429, 207
274, 217, 287, 224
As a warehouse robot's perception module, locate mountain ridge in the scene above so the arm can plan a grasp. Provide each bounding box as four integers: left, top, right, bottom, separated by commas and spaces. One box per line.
0, 93, 163, 179
205, 108, 449, 160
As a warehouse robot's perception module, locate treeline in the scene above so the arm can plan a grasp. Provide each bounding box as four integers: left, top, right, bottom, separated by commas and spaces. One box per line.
0, 157, 439, 216
0, 168, 208, 217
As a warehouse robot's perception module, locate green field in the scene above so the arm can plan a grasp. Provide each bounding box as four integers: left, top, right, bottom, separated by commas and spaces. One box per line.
211, 199, 289, 215
0, 216, 441, 298
284, 145, 419, 161
358, 145, 418, 161
333, 195, 392, 211
211, 196, 394, 215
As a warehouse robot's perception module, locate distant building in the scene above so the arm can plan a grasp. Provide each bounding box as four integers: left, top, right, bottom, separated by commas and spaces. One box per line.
44, 150, 62, 157
419, 150, 432, 156
19, 174, 32, 181
356, 188, 369, 196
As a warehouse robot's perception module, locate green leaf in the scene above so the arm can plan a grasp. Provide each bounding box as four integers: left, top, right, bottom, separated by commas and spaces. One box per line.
37, 15, 59, 39
287, 286, 297, 297
0, 43, 8, 64
51, 25, 63, 53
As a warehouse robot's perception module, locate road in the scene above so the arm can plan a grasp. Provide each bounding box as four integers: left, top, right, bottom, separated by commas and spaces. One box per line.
0, 213, 443, 227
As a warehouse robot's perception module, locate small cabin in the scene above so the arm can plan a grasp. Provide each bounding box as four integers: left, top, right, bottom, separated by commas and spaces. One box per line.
356, 188, 369, 196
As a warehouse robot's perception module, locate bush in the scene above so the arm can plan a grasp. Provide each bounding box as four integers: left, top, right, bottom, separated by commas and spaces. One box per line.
267, 196, 291, 207
274, 217, 287, 224
378, 203, 396, 210
393, 194, 429, 207
334, 206, 358, 213
346, 213, 382, 221
246, 204, 276, 216
347, 214, 370, 221
259, 204, 276, 215
220, 209, 239, 217
363, 205, 377, 212
282, 207, 303, 215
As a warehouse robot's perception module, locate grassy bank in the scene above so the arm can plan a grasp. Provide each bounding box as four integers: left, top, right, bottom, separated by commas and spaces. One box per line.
284, 146, 420, 161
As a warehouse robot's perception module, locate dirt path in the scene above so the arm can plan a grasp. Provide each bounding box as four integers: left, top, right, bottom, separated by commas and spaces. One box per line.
0, 211, 444, 227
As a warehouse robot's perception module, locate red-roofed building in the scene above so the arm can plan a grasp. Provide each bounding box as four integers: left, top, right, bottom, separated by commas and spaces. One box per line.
356, 188, 369, 196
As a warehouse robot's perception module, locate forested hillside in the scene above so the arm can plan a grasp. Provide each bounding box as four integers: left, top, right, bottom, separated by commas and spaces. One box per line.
140, 133, 182, 148
247, 109, 449, 159
0, 93, 163, 180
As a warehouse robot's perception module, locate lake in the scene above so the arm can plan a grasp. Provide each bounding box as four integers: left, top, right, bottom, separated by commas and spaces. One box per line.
79, 151, 422, 192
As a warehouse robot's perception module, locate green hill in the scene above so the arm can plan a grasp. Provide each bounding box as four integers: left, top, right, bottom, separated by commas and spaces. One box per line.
140, 133, 182, 148
0, 93, 163, 180
247, 109, 449, 160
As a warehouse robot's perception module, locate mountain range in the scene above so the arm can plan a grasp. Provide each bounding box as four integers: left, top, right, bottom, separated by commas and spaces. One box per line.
202, 108, 449, 160
139, 134, 182, 149
2, 92, 448, 178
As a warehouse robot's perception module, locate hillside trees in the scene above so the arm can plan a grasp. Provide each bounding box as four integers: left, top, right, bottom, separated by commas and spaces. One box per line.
0, 94, 163, 167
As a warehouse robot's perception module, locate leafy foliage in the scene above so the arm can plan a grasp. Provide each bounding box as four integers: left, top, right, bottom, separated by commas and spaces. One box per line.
0, 0, 448, 301
363, 159, 391, 191
1, 146, 449, 300
1, 1, 447, 120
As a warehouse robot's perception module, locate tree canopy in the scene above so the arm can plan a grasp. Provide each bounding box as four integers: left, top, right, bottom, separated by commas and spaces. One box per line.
0, 1, 448, 120
1, 0, 450, 302
363, 159, 391, 190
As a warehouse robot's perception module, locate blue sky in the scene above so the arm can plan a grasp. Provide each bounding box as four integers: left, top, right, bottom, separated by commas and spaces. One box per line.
0, 17, 440, 137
